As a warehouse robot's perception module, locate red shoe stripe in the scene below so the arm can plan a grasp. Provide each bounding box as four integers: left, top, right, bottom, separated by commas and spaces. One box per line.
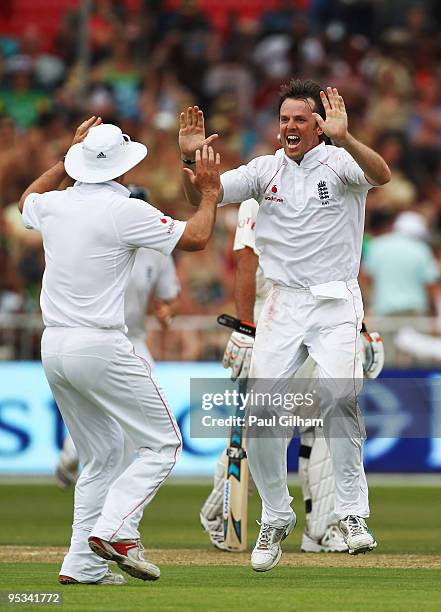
111, 542, 138, 556
59, 575, 78, 584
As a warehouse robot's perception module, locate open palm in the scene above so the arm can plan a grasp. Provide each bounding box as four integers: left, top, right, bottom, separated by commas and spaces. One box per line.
179, 106, 218, 159
313, 87, 348, 144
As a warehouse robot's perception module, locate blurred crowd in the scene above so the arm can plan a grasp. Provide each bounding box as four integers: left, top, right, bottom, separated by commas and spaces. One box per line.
1, 0, 441, 360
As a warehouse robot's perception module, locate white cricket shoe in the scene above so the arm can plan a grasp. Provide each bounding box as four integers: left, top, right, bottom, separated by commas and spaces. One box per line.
251, 515, 296, 572
301, 525, 348, 553
200, 513, 226, 551
339, 516, 377, 555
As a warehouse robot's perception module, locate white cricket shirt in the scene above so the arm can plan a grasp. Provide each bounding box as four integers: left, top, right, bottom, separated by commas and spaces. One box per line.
124, 249, 180, 339
233, 198, 271, 322
221, 143, 373, 288
22, 180, 186, 329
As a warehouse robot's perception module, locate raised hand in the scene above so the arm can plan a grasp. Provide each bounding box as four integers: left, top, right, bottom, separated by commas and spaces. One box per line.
71, 116, 102, 147
179, 106, 219, 160
312, 87, 348, 145
183, 144, 221, 197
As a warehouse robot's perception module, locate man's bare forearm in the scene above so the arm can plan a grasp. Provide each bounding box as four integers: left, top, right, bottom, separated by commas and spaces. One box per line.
176, 193, 218, 251
182, 166, 202, 206
336, 133, 391, 186
235, 247, 258, 322
18, 161, 68, 212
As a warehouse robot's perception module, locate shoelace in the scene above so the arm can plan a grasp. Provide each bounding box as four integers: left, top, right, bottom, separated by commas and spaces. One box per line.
346, 517, 365, 537
256, 523, 274, 550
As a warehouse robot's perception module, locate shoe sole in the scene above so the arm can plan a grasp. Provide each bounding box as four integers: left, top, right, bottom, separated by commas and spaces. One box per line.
88, 538, 160, 581
348, 541, 378, 556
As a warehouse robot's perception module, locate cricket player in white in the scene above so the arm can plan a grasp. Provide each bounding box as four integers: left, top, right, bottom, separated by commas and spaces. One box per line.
180, 80, 391, 570
18, 118, 221, 584
56, 247, 181, 487
200, 198, 384, 552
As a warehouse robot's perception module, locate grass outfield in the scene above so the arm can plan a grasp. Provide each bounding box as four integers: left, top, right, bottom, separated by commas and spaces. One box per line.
0, 483, 440, 611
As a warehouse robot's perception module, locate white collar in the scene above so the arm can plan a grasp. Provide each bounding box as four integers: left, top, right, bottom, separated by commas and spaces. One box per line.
283, 142, 328, 169
74, 180, 131, 197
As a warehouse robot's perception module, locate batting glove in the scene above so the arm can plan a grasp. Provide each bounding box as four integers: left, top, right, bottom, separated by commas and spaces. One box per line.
361, 330, 385, 379
222, 331, 254, 381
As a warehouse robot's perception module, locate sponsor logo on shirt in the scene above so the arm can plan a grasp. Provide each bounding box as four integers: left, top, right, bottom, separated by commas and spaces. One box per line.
263, 184, 284, 202
264, 194, 284, 203
317, 180, 330, 205
160, 216, 175, 233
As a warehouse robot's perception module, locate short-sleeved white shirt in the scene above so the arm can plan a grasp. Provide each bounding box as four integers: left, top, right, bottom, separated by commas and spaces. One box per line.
233, 198, 272, 321
22, 180, 186, 330
124, 249, 180, 339
221, 143, 373, 288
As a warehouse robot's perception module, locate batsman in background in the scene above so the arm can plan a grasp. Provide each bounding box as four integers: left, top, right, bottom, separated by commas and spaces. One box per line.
200, 198, 385, 553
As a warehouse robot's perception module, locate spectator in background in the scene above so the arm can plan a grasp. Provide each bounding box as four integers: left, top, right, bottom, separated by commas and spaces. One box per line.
370, 132, 417, 211
0, 55, 51, 128
363, 210, 440, 316
92, 38, 142, 121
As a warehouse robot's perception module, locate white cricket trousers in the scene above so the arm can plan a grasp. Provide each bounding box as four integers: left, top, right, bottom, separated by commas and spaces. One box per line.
41, 327, 182, 583
247, 280, 369, 527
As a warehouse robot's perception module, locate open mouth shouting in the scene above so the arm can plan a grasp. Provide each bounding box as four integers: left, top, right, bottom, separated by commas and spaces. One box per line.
286, 134, 300, 150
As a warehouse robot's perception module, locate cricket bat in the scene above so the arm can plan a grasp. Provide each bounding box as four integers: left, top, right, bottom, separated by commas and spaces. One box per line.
223, 379, 249, 551
218, 315, 256, 551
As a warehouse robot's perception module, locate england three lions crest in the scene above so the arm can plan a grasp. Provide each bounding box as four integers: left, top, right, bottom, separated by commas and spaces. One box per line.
317, 180, 330, 206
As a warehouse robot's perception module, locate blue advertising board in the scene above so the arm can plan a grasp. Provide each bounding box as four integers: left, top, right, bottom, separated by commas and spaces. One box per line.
0, 363, 440, 475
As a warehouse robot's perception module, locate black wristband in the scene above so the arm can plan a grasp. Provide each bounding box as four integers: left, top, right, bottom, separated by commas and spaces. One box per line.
181, 158, 196, 165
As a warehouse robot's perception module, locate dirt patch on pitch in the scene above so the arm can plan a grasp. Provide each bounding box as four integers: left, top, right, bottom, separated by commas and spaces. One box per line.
1, 546, 440, 569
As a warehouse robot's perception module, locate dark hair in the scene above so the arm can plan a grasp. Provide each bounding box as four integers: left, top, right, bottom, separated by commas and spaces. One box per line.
278, 79, 328, 142
278, 79, 325, 117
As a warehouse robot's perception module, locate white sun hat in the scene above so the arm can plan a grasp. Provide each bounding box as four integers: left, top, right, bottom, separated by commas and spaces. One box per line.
64, 124, 147, 184
393, 211, 428, 240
